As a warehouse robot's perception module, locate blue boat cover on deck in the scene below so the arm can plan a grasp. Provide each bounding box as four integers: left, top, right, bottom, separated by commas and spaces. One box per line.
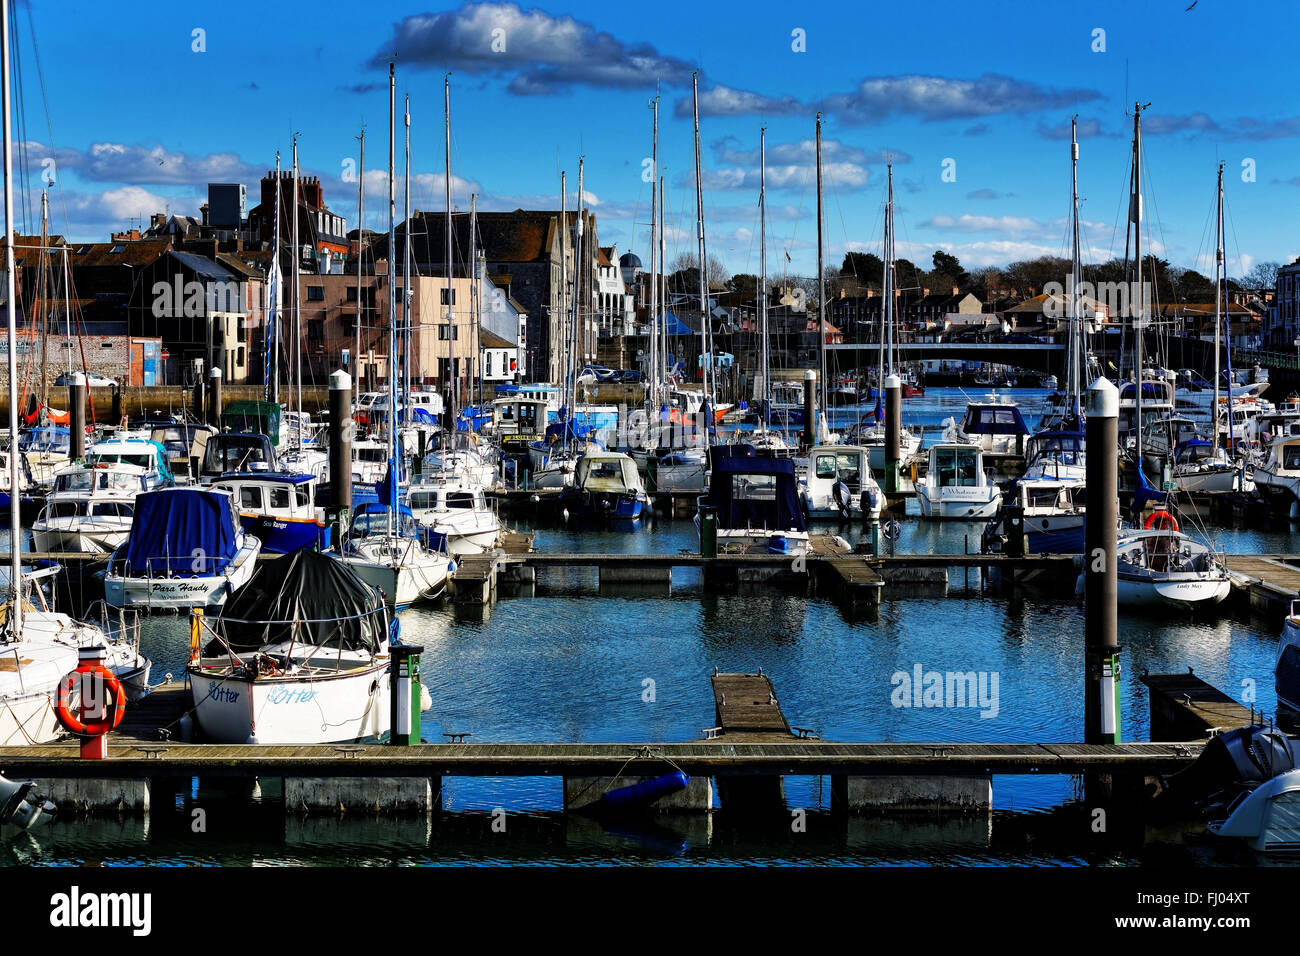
124, 489, 240, 576
704, 446, 806, 533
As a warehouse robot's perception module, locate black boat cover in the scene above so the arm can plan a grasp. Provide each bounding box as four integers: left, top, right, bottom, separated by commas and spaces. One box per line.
211, 548, 386, 654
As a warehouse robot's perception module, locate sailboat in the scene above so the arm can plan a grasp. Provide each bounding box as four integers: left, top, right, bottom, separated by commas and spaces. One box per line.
0, 1, 151, 742
747, 127, 789, 455
1113, 105, 1229, 608
333, 65, 451, 611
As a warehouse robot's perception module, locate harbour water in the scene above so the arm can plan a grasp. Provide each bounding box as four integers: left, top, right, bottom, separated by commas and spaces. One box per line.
4, 385, 1292, 865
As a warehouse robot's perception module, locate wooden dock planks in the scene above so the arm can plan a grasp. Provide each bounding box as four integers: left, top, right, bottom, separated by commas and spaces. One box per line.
711, 672, 794, 739
1140, 671, 1262, 741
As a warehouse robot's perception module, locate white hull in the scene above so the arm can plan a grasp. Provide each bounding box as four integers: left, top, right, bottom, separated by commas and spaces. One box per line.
188, 661, 392, 744
653, 461, 708, 493
31, 524, 129, 554
337, 547, 451, 611
1114, 575, 1231, 607
0, 691, 66, 746
917, 489, 1002, 520
103, 540, 260, 611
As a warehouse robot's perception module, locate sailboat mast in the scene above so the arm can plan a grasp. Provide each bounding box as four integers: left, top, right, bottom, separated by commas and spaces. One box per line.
444, 75, 454, 423
354, 131, 364, 391
1070, 115, 1082, 412
559, 170, 567, 406
471, 192, 481, 411
1216, 161, 1232, 457
692, 72, 711, 403
760, 126, 769, 411
292, 134, 302, 447
38, 189, 47, 408
648, 95, 659, 415
386, 62, 398, 514
815, 113, 827, 414
2, 0, 22, 620
659, 176, 667, 395
881, 165, 893, 383
402, 94, 411, 424
571, 160, 585, 426
1131, 104, 1144, 472
269, 150, 281, 405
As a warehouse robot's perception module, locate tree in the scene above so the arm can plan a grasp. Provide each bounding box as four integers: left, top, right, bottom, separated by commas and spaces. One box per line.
668, 251, 728, 295
840, 251, 884, 281
930, 250, 969, 291
1244, 261, 1281, 291
1175, 269, 1215, 301
892, 258, 923, 292
728, 273, 757, 294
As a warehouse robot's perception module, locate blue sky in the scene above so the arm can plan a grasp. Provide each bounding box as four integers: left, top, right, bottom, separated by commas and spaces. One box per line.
13, 0, 1300, 281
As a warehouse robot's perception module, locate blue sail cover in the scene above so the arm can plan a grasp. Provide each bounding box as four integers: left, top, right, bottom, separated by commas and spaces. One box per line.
123, 489, 239, 576
704, 446, 806, 533
1131, 464, 1168, 515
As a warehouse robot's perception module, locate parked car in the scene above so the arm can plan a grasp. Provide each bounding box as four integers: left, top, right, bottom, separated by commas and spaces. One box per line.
614, 369, 643, 383
54, 371, 117, 387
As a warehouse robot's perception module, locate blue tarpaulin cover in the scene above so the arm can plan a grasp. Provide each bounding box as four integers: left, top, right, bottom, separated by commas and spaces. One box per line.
124, 488, 240, 576
704, 445, 806, 533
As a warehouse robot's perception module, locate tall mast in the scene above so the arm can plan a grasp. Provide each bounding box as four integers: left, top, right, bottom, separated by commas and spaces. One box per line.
38, 189, 47, 409
881, 165, 894, 384
648, 94, 659, 415
659, 176, 667, 395
354, 130, 364, 391
291, 133, 301, 447
559, 170, 567, 401
267, 151, 281, 404
1216, 161, 1234, 461
759, 126, 769, 409
386, 62, 397, 516
692, 72, 711, 403
1070, 115, 1082, 414
815, 112, 827, 414
571, 160, 585, 427
1131, 103, 1144, 474
3, 0, 22, 624
471, 192, 481, 410
402, 93, 411, 420
444, 74, 454, 424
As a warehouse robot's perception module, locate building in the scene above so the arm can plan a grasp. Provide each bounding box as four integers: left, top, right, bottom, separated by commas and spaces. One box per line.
1270, 261, 1300, 349
596, 245, 636, 337
246, 170, 350, 265
370, 208, 600, 384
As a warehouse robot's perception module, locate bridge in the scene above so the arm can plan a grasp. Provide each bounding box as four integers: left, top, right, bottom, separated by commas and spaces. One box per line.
826, 341, 1065, 374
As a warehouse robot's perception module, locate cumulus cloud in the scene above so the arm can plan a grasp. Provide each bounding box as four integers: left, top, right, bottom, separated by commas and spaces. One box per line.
1036, 116, 1117, 140
676, 84, 805, 118
700, 161, 868, 191
371, 2, 696, 93
711, 135, 910, 167
822, 73, 1101, 123
23, 141, 259, 186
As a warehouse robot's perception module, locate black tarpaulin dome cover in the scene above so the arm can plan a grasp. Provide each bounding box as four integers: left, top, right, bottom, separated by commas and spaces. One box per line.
212, 549, 387, 654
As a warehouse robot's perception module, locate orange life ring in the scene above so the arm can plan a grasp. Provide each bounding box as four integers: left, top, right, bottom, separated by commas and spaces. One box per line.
55, 663, 126, 737
1144, 509, 1179, 533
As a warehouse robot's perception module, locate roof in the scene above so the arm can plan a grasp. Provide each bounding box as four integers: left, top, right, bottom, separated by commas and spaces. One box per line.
67, 239, 171, 269
170, 250, 239, 282
597, 246, 614, 267
479, 326, 516, 349
371, 208, 596, 267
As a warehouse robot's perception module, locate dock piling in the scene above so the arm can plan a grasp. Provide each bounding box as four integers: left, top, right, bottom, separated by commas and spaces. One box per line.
1084, 377, 1121, 745
207, 366, 223, 428
328, 370, 352, 522
69, 372, 86, 460
885, 373, 901, 494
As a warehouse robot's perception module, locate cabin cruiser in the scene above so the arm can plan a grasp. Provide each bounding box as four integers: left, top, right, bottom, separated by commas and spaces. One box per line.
103, 487, 262, 611
210, 472, 327, 554
1165, 439, 1250, 494
916, 443, 1002, 520
408, 477, 502, 555
1117, 374, 1175, 440
149, 422, 215, 484
695, 445, 847, 555
982, 477, 1085, 557
1020, 425, 1086, 483
1249, 435, 1300, 516
561, 452, 649, 521
801, 445, 882, 522
81, 438, 174, 490
188, 549, 403, 744
31, 462, 149, 554
941, 399, 1030, 456
200, 433, 277, 483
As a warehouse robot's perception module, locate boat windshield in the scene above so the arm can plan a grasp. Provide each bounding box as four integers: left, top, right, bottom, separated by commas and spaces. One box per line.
1027, 433, 1084, 465
349, 509, 419, 539
933, 447, 981, 487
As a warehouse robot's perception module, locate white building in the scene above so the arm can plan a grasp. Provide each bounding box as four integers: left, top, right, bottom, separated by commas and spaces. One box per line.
596, 245, 636, 336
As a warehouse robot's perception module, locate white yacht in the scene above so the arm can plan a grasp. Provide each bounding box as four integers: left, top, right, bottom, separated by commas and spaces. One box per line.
1251, 435, 1300, 516
1111, 519, 1231, 608
408, 476, 502, 556
31, 462, 148, 553
334, 503, 453, 611
801, 444, 882, 522
916, 443, 1002, 520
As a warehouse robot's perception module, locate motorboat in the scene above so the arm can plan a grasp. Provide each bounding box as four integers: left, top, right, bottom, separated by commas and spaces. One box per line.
801, 444, 882, 522
17, 425, 71, 487
210, 472, 327, 554
1249, 435, 1300, 516
200, 433, 278, 483
941, 399, 1030, 456
982, 477, 1085, 557
916, 443, 1002, 520
408, 476, 502, 555
103, 487, 262, 611
30, 462, 148, 554
562, 452, 649, 521
1110, 514, 1231, 608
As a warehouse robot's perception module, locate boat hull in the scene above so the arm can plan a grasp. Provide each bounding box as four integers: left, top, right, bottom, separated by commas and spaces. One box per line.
917, 489, 1002, 520
103, 541, 260, 611
188, 661, 392, 744
1114, 575, 1232, 608
337, 551, 450, 611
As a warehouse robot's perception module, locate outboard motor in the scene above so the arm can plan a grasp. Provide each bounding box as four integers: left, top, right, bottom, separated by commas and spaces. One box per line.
1154, 725, 1297, 819
0, 772, 55, 829
832, 479, 853, 520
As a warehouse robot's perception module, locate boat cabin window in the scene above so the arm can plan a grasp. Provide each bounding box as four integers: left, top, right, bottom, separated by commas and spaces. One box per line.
356, 446, 386, 463
815, 453, 861, 483
447, 492, 475, 509
90, 501, 133, 518
732, 474, 777, 500
408, 491, 440, 510
296, 485, 310, 508
590, 461, 624, 481
269, 486, 290, 510
1025, 486, 1065, 509
238, 486, 262, 509
47, 501, 86, 519
934, 447, 980, 487
1285, 447, 1300, 471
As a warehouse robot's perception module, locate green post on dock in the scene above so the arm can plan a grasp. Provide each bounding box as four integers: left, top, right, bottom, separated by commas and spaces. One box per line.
389, 643, 424, 746
699, 500, 718, 559
1084, 377, 1121, 745
884, 373, 901, 494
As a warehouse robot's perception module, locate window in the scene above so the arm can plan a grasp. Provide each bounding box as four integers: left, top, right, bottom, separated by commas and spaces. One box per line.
307, 286, 324, 301
440, 288, 456, 305
239, 487, 263, 509
269, 486, 290, 509
110, 244, 125, 254
815, 455, 838, 479
295, 486, 310, 508
236, 347, 245, 367
308, 318, 324, 343
439, 325, 450, 341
